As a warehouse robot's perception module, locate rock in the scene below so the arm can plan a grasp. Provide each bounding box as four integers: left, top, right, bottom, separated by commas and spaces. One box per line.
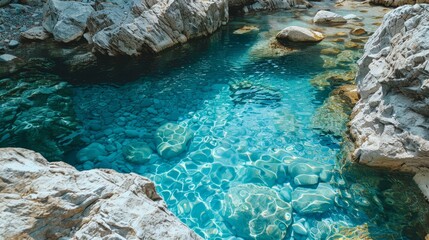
42, 0, 94, 43
313, 10, 347, 25
123, 142, 153, 164
321, 47, 341, 55
0, 53, 17, 62
350, 27, 367, 36
369, 0, 429, 7
222, 184, 292, 239
350, 4, 429, 171
0, 148, 201, 240
63, 52, 97, 73
154, 122, 194, 159
276, 26, 324, 44
344, 40, 361, 49
76, 142, 107, 163
292, 222, 308, 236
293, 174, 319, 186
8, 40, 19, 48
233, 25, 259, 34
291, 183, 336, 214
0, 0, 10, 7
20, 26, 50, 40
413, 171, 429, 201
249, 36, 297, 58
344, 14, 363, 21
88, 0, 228, 56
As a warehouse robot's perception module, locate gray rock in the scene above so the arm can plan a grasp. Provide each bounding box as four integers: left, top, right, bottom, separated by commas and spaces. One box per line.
123, 142, 153, 164
370, 0, 429, 7
0, 0, 10, 7
292, 222, 308, 236
8, 40, 19, 48
293, 174, 319, 186
20, 26, 50, 40
291, 183, 336, 214
0, 53, 17, 61
42, 0, 94, 43
0, 148, 201, 239
350, 4, 429, 172
313, 10, 347, 25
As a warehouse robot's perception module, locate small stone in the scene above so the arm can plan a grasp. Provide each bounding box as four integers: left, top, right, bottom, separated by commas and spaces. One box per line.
233, 25, 259, 34
0, 54, 17, 62
350, 28, 367, 36
154, 123, 194, 159
8, 40, 19, 49
321, 48, 341, 55
292, 222, 308, 236
20, 26, 50, 40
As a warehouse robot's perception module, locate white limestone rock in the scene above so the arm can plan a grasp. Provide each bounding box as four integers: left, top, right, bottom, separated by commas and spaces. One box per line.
350, 4, 429, 172
276, 26, 324, 43
0, 148, 201, 239
21, 26, 50, 40
87, 0, 228, 56
370, 0, 429, 7
313, 10, 347, 25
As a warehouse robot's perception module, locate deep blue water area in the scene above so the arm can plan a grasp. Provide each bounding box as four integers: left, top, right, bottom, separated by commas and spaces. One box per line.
1, 9, 429, 240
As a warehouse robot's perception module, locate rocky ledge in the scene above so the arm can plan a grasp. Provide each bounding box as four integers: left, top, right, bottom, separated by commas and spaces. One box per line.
0, 148, 200, 239
349, 4, 429, 197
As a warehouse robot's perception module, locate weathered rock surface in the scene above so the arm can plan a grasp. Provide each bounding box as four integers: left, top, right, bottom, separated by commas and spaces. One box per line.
0, 148, 201, 239
291, 183, 336, 214
229, 0, 309, 13
21, 26, 50, 41
350, 4, 429, 171
313, 10, 347, 25
370, 0, 429, 7
276, 26, 324, 43
42, 0, 94, 43
88, 0, 228, 56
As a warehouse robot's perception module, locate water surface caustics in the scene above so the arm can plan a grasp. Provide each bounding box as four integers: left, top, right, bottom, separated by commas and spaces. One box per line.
2, 7, 429, 240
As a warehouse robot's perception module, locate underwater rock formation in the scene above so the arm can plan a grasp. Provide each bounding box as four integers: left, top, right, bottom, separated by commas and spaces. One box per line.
0, 71, 81, 161
87, 0, 228, 56
291, 183, 336, 214
222, 184, 293, 239
229, 0, 312, 13
155, 123, 194, 159
0, 148, 201, 239
350, 4, 429, 172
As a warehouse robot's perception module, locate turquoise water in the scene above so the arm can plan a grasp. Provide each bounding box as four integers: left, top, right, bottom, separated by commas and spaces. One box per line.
2, 9, 429, 240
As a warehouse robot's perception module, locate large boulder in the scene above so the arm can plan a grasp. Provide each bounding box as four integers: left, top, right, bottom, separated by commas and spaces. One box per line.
87, 0, 228, 56
42, 0, 94, 43
313, 10, 347, 25
350, 4, 429, 171
222, 184, 293, 239
0, 148, 201, 239
276, 26, 324, 43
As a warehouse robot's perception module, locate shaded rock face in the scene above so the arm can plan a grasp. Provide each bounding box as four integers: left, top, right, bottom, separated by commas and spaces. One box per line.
350, 4, 429, 171
370, 0, 429, 7
0, 148, 201, 240
88, 0, 228, 56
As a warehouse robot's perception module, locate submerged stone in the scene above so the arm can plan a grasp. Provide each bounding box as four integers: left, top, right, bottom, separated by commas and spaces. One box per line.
223, 184, 292, 239
291, 183, 336, 214
123, 142, 153, 164
76, 142, 107, 163
292, 222, 308, 236
233, 25, 259, 34
276, 26, 324, 44
155, 123, 193, 159
313, 10, 347, 25
294, 174, 319, 186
